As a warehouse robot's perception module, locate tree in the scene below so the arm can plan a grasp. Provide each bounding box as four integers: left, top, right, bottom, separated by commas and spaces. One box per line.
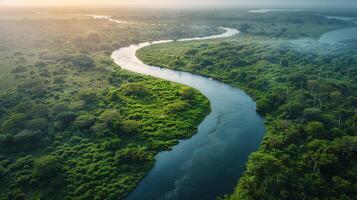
233, 152, 284, 200
305, 121, 326, 139
179, 87, 195, 100
115, 146, 151, 164
166, 101, 188, 113
119, 120, 140, 135
98, 110, 121, 124
78, 90, 97, 105
303, 108, 322, 122
121, 83, 148, 97
29, 104, 49, 118
12, 130, 43, 151
55, 111, 77, 131
1, 113, 26, 134
33, 156, 62, 181
25, 118, 49, 131
84, 32, 101, 43
305, 139, 338, 174
71, 54, 95, 68
73, 114, 95, 129
53, 76, 65, 84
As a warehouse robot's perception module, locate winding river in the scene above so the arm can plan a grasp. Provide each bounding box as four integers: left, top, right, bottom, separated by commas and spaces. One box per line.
107, 18, 265, 200
319, 15, 357, 45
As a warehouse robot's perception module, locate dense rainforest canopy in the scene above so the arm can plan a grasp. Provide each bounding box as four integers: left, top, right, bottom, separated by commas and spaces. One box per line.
0, 13, 216, 199
138, 12, 357, 200
0, 8, 356, 200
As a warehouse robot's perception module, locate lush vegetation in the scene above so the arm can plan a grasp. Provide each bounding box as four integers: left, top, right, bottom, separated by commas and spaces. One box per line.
1, 8, 357, 200
137, 13, 357, 200
0, 12, 213, 200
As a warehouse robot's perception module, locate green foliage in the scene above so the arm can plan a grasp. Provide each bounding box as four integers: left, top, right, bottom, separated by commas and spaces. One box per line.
71, 54, 95, 68
33, 156, 62, 180
121, 83, 149, 97
138, 29, 357, 200
73, 114, 96, 129
55, 111, 77, 131
165, 101, 188, 113
179, 86, 195, 100
12, 130, 44, 151
0, 14, 211, 199
119, 120, 141, 135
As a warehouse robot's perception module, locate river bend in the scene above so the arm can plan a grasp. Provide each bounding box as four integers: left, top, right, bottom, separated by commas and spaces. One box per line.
109, 19, 265, 200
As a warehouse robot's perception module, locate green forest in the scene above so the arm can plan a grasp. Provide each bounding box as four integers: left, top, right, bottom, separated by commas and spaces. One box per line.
0, 13, 213, 199
0, 6, 356, 200
138, 13, 357, 200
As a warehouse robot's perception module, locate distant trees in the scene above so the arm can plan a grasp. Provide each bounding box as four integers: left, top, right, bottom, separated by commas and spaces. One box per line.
119, 120, 141, 135
73, 114, 95, 129
84, 32, 102, 43
0, 17, 211, 200
32, 156, 65, 188
305, 121, 326, 139
55, 111, 77, 131
18, 79, 47, 97
12, 130, 44, 151
1, 113, 26, 134
25, 118, 48, 131
33, 156, 62, 179
303, 108, 322, 121
78, 89, 97, 105
71, 54, 95, 68
136, 32, 357, 200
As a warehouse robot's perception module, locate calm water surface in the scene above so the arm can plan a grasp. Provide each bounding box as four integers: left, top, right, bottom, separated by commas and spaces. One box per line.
319, 15, 357, 45
110, 22, 265, 200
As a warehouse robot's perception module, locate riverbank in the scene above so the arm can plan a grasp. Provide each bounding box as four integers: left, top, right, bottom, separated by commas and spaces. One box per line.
0, 14, 213, 200
137, 33, 357, 200
111, 22, 265, 200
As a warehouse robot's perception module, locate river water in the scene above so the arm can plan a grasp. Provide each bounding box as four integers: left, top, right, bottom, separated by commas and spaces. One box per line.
109, 19, 265, 200
319, 15, 357, 45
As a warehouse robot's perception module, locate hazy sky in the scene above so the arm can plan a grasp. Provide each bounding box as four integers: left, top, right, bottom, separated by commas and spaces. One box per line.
0, 0, 356, 8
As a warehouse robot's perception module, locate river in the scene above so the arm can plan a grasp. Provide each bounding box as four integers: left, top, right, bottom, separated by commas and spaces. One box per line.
319, 15, 357, 45
105, 17, 265, 200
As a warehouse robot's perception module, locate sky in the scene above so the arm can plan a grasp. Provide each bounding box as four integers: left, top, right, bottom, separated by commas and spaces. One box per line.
0, 0, 356, 8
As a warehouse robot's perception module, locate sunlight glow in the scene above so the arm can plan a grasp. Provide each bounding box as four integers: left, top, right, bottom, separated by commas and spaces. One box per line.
1, 0, 356, 8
